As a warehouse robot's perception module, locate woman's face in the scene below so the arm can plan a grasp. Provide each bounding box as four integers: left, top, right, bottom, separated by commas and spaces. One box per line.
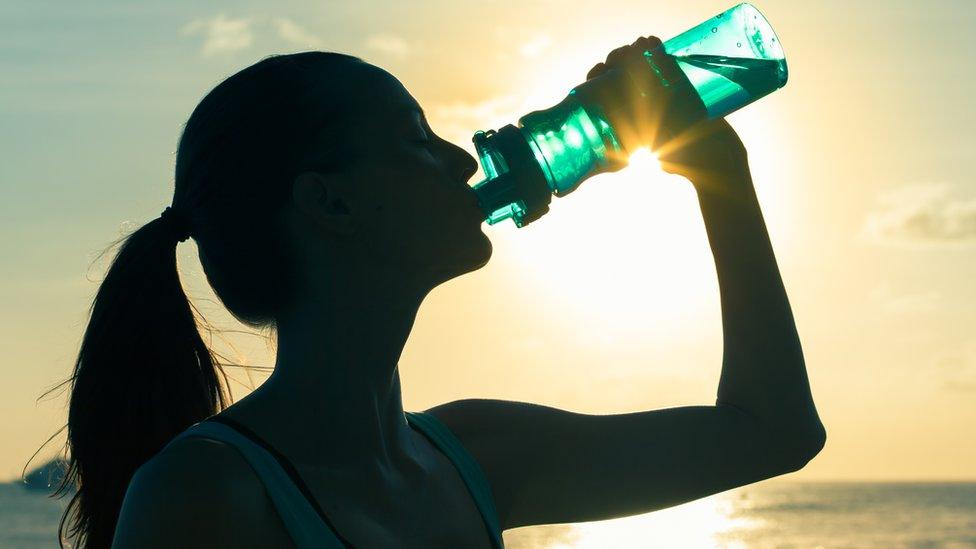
323, 62, 492, 291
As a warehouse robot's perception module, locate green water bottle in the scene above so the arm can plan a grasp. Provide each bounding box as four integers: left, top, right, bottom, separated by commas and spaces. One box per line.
472, 2, 787, 227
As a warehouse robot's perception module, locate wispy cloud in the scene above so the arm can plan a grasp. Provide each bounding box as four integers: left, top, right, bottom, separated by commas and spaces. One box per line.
860, 183, 976, 246
429, 95, 522, 127
494, 27, 557, 61
427, 94, 523, 146
519, 34, 552, 58
181, 14, 254, 57
935, 340, 976, 392
365, 34, 411, 58
869, 282, 942, 315
272, 17, 325, 49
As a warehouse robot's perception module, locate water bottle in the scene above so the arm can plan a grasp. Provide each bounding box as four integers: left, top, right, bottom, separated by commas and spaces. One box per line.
471, 2, 787, 228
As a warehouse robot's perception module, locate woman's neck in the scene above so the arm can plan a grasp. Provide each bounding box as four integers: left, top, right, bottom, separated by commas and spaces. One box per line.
220, 275, 432, 480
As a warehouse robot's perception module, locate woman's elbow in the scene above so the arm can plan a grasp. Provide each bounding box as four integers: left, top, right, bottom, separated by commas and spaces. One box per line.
770, 421, 827, 474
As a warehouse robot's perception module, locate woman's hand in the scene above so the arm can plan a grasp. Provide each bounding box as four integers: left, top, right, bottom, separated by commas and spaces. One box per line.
585, 35, 750, 184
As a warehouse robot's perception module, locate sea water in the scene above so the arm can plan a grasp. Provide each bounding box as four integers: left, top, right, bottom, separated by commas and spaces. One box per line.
4, 481, 975, 548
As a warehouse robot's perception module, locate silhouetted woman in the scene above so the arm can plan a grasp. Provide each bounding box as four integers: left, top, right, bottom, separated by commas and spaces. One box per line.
52, 35, 824, 548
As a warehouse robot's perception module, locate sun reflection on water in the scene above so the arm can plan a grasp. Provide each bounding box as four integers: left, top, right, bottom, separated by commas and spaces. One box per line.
503, 490, 765, 549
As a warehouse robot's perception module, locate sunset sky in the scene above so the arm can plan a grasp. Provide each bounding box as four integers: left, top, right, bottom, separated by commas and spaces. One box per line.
2, 0, 974, 486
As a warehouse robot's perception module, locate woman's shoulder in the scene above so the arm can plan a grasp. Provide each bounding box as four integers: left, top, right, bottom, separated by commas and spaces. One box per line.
112, 429, 295, 548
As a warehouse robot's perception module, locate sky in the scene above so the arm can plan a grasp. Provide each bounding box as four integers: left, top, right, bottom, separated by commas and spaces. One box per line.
1, 0, 974, 487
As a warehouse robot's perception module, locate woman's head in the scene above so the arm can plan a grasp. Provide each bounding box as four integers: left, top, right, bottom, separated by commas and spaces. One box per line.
45, 50, 489, 548
277, 61, 491, 309
179, 52, 489, 327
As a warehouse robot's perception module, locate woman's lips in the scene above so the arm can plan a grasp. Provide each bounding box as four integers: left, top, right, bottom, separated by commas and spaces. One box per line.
468, 197, 485, 221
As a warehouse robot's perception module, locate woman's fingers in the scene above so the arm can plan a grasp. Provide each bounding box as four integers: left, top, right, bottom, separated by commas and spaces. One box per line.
632, 35, 663, 51
583, 34, 712, 154
587, 36, 664, 80
586, 62, 606, 80
605, 43, 638, 68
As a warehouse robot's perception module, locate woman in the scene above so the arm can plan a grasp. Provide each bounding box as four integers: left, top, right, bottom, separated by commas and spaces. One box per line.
56, 35, 824, 548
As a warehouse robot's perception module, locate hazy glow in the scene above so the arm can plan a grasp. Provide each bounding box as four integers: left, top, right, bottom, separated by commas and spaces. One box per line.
495, 147, 719, 346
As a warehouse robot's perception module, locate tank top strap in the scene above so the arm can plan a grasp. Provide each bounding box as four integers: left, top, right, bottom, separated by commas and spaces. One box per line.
404, 411, 505, 548
162, 418, 351, 549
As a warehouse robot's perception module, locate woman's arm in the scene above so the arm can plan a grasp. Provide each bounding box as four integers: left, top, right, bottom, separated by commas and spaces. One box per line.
695, 154, 825, 447
426, 125, 825, 532
424, 36, 824, 532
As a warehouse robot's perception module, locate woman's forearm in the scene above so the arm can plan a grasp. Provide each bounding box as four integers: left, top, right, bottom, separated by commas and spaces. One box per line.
693, 163, 824, 445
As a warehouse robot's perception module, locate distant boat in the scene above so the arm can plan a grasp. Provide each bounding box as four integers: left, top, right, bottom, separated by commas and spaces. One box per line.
20, 457, 72, 493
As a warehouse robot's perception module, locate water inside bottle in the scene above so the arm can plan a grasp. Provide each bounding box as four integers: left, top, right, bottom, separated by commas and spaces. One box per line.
671, 54, 787, 117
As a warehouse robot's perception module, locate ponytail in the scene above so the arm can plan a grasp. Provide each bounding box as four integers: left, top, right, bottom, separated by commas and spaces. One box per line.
29, 50, 365, 548
49, 215, 230, 548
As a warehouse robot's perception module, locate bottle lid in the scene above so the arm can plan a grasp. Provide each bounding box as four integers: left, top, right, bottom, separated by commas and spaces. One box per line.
472, 125, 552, 227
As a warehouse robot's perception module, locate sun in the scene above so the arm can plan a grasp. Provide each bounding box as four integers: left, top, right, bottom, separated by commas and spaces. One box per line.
491, 147, 721, 348
623, 146, 660, 174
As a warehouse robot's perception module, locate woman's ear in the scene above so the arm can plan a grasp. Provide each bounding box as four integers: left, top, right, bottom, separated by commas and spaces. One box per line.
291, 171, 356, 237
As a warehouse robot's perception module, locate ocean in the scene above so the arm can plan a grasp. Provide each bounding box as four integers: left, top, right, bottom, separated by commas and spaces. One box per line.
1, 481, 973, 548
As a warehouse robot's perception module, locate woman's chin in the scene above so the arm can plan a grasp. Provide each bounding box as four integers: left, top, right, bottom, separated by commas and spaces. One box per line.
436, 236, 492, 284
470, 231, 492, 268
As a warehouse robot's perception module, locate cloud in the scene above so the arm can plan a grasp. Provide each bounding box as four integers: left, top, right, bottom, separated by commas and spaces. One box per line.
272, 17, 325, 49
427, 94, 524, 146
365, 34, 410, 58
493, 27, 557, 61
869, 282, 941, 314
429, 95, 522, 127
860, 183, 976, 245
181, 14, 254, 57
935, 340, 976, 392
520, 34, 552, 58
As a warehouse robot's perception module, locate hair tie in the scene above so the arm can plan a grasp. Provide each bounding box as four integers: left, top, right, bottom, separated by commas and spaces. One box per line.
159, 206, 192, 243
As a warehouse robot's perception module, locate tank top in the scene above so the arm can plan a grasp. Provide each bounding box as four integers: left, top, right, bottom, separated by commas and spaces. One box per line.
160, 411, 505, 548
